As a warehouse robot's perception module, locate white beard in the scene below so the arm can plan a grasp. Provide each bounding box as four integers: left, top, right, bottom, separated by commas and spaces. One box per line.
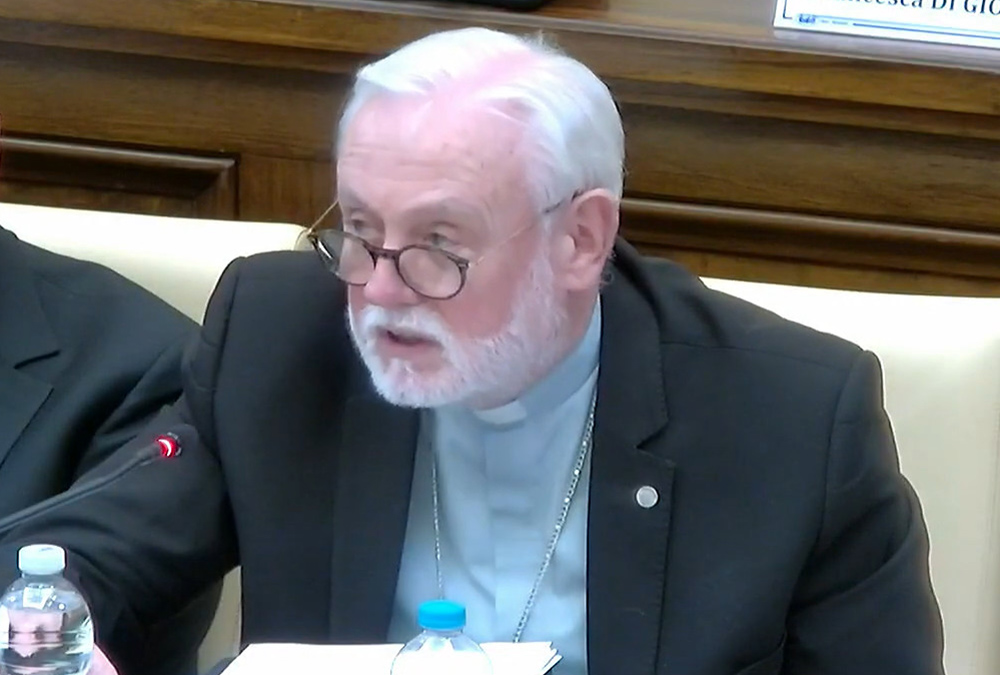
348, 248, 567, 409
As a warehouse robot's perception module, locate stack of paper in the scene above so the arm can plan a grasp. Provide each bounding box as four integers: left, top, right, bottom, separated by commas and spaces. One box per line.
221, 641, 561, 675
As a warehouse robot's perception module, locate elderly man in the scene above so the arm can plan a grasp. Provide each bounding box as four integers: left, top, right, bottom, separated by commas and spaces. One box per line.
3, 26, 942, 675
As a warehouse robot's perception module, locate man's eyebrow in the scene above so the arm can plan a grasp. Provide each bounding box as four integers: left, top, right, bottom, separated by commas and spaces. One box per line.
336, 192, 488, 230
336, 188, 372, 212
408, 198, 486, 222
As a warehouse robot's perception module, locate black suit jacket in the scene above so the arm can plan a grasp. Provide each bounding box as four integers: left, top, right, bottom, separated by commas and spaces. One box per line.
0, 226, 220, 675
0, 239, 944, 675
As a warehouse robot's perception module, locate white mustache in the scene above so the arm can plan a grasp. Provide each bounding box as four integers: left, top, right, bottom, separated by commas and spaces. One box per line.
358, 306, 450, 347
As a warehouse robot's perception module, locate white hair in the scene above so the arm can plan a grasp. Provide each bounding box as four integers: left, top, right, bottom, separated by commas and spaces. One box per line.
337, 27, 625, 217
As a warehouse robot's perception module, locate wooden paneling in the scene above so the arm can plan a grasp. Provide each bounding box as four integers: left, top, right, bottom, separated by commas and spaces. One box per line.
622, 104, 1000, 231
1, 0, 999, 293
666, 250, 1000, 296
622, 199, 1000, 283
0, 136, 236, 218
238, 155, 334, 225
0, 41, 344, 160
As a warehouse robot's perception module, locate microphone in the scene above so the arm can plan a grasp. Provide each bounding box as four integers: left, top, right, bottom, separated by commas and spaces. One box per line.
0, 433, 184, 536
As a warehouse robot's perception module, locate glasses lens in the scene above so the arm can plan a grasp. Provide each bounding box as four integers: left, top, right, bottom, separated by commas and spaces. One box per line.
398, 247, 464, 299
317, 230, 374, 285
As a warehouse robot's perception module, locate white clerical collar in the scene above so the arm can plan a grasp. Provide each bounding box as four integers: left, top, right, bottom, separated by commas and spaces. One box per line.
466, 299, 602, 427
472, 398, 529, 426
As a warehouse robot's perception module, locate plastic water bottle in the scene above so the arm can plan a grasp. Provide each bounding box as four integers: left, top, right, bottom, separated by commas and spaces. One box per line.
0, 544, 94, 675
390, 600, 492, 675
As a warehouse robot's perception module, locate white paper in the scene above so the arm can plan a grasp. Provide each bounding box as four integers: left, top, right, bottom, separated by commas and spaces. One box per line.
221, 641, 560, 675
774, 0, 1000, 50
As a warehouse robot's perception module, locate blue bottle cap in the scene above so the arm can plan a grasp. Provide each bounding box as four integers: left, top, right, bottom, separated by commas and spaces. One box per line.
417, 599, 466, 631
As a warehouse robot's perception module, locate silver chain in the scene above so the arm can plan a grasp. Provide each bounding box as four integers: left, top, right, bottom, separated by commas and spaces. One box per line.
431, 388, 597, 643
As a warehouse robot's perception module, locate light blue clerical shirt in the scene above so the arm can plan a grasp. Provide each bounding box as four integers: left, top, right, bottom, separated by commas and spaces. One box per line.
388, 303, 601, 675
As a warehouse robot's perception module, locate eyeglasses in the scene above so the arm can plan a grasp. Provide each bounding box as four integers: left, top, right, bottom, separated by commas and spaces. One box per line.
305, 202, 504, 300
305, 196, 576, 300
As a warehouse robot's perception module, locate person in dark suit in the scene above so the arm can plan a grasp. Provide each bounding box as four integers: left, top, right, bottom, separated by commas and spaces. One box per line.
0, 223, 220, 675
0, 27, 943, 675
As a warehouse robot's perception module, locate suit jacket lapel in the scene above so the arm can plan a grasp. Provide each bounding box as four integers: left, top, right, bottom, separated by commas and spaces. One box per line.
328, 388, 419, 641
0, 228, 58, 469
587, 241, 675, 675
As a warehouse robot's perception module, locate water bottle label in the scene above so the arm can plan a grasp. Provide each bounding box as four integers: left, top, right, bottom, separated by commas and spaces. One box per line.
21, 587, 54, 611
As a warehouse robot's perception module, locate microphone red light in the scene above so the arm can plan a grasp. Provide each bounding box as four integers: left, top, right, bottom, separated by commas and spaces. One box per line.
155, 434, 181, 459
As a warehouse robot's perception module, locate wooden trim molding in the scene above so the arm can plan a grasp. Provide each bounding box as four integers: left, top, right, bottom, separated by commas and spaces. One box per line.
0, 136, 237, 217
622, 198, 1000, 281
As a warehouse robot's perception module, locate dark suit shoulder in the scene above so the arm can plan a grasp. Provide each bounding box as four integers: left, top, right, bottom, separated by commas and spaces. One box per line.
223, 249, 347, 339
232, 248, 339, 304
191, 248, 350, 385
188, 248, 359, 462
616, 245, 862, 373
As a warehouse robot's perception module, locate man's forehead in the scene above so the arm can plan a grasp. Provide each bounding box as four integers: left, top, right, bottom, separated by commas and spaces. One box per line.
337, 97, 528, 212
342, 96, 525, 164
337, 185, 485, 220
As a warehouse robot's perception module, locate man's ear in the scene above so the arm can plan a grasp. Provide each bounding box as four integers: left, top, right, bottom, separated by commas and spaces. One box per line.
553, 189, 619, 292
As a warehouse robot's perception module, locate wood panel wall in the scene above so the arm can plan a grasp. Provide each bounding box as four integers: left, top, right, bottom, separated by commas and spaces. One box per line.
1, 0, 999, 294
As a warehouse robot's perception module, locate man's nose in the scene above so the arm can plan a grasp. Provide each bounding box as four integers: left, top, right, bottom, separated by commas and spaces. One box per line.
362, 256, 420, 309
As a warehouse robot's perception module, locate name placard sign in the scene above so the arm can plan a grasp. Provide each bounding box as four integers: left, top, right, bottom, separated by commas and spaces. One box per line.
774, 0, 1000, 50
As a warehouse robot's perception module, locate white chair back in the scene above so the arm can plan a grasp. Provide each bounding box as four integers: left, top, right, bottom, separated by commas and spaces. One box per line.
0, 202, 309, 322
